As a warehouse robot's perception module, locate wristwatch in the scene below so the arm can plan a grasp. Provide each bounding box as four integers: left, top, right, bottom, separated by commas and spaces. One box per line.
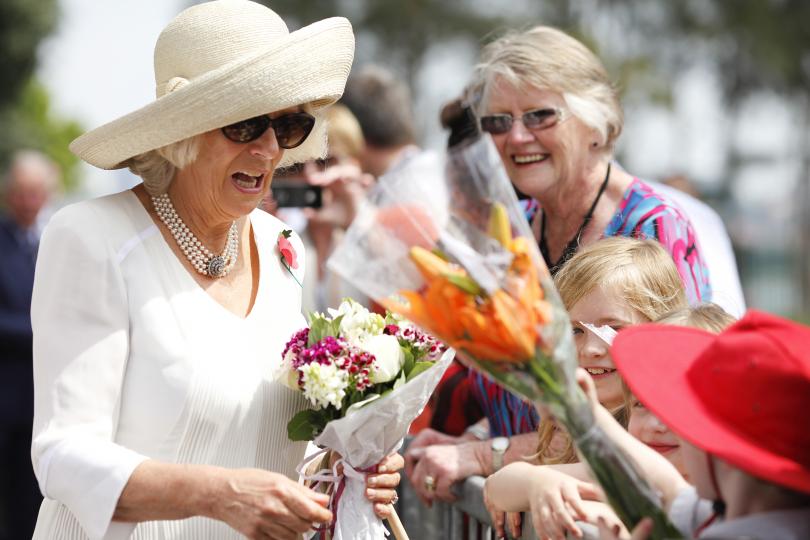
491, 436, 510, 472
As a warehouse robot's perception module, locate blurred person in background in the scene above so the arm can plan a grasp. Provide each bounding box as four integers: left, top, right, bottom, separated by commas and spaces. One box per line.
405, 25, 716, 507
0, 150, 58, 540
655, 173, 745, 317
266, 104, 374, 312
302, 104, 373, 311
340, 64, 423, 178
403, 97, 485, 440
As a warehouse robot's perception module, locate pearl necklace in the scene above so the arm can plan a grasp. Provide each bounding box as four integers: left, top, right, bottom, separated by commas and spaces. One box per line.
152, 193, 239, 278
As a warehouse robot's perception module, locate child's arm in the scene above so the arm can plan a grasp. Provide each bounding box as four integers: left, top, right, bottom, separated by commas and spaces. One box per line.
485, 461, 604, 539
576, 369, 689, 511
547, 461, 592, 482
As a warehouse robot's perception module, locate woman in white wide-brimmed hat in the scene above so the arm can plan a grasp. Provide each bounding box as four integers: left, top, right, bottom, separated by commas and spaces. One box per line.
30, 2, 402, 539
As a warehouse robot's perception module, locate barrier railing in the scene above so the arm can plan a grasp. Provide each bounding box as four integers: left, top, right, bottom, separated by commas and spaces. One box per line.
394, 437, 598, 539
395, 472, 538, 540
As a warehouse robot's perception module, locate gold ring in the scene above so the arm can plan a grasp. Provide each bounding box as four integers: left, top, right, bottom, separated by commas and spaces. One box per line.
424, 475, 436, 492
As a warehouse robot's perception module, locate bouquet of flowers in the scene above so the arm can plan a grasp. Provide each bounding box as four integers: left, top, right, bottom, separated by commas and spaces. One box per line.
277, 298, 453, 540
327, 140, 682, 538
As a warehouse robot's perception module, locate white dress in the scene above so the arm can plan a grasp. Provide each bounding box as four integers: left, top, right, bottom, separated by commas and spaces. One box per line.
30, 190, 310, 540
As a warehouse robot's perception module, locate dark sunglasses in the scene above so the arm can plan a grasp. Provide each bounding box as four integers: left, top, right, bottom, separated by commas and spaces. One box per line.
479, 107, 567, 135
221, 111, 315, 149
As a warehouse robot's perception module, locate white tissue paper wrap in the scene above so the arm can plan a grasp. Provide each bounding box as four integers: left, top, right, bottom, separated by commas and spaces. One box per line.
303, 348, 454, 540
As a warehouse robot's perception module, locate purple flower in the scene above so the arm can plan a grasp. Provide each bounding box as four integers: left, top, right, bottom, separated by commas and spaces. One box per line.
387, 323, 447, 362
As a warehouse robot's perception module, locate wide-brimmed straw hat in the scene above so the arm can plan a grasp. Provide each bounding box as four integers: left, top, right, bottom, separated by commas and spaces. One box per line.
70, 0, 355, 170
612, 310, 810, 494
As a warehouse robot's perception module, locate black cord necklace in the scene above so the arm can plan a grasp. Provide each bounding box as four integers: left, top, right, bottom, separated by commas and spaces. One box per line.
539, 163, 611, 274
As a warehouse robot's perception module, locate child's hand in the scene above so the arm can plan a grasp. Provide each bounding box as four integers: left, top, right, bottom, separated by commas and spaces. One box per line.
482, 483, 521, 539
597, 516, 651, 540
575, 367, 600, 411
527, 467, 602, 539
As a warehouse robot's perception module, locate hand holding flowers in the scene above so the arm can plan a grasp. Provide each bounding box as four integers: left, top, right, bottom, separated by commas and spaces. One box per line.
277, 298, 453, 539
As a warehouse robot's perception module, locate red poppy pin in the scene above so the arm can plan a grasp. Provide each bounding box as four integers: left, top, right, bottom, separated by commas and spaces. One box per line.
277, 229, 299, 270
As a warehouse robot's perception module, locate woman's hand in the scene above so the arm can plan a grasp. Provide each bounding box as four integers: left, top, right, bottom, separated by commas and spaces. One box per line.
404, 428, 463, 479
527, 467, 603, 539
304, 161, 373, 230
365, 452, 405, 519
407, 441, 485, 505
211, 468, 332, 540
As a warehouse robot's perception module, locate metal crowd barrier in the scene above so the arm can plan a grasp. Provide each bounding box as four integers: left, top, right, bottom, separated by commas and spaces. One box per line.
395, 472, 537, 539
393, 437, 600, 539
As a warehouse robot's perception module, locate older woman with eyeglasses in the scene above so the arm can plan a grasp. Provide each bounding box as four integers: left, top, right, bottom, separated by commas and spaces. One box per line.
405, 25, 713, 520
30, 3, 403, 540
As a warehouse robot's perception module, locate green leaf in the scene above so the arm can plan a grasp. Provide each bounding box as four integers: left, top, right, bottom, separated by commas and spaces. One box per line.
406, 361, 435, 381
393, 369, 408, 390
328, 314, 345, 338
287, 409, 329, 441
345, 393, 382, 415
445, 274, 483, 296
402, 347, 415, 377
307, 314, 343, 347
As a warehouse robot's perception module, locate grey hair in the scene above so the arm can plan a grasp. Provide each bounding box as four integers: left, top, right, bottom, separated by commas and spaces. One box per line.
126, 136, 201, 195
4, 150, 61, 192
469, 26, 623, 152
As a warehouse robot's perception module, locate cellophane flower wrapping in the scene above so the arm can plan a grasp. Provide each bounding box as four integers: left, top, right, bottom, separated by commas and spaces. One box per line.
327, 138, 682, 538
313, 347, 453, 539
277, 298, 454, 539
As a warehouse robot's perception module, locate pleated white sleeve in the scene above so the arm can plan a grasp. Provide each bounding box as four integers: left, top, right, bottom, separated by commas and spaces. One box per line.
31, 204, 148, 540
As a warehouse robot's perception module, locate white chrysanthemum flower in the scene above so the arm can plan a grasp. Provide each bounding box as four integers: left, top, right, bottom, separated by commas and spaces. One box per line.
299, 362, 349, 409
328, 298, 385, 345
363, 334, 405, 384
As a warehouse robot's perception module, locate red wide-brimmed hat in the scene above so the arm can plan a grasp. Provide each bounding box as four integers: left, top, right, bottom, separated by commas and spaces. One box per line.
611, 309, 810, 494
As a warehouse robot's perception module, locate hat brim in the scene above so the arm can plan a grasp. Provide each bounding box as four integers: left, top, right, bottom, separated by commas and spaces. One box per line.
70, 17, 354, 170
612, 323, 810, 494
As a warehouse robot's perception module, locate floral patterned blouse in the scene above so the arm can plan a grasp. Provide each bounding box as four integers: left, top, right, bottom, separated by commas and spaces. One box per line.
472, 178, 713, 437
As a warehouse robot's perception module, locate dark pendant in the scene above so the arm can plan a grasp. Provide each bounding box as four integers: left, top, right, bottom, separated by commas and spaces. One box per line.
207, 255, 226, 277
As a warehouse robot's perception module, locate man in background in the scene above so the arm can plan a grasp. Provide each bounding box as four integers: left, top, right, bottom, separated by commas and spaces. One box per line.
0, 150, 59, 540
340, 65, 422, 177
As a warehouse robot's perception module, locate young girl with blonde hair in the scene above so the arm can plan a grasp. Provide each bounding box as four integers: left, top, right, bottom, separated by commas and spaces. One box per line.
536, 236, 688, 464
483, 236, 688, 538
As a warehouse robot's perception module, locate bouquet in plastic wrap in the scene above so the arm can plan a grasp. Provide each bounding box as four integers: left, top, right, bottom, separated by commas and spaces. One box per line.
327, 140, 682, 538
277, 298, 453, 540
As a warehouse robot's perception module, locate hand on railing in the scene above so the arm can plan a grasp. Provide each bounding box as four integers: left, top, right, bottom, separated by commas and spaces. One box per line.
406, 440, 487, 506
525, 467, 604, 539
483, 483, 522, 539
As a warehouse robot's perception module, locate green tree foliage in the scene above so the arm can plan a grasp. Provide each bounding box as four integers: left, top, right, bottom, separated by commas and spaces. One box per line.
265, 0, 517, 77
0, 0, 58, 110
0, 0, 83, 190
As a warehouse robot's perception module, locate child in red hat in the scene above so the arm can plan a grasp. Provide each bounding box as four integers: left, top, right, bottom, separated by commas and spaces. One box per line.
597, 309, 810, 539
